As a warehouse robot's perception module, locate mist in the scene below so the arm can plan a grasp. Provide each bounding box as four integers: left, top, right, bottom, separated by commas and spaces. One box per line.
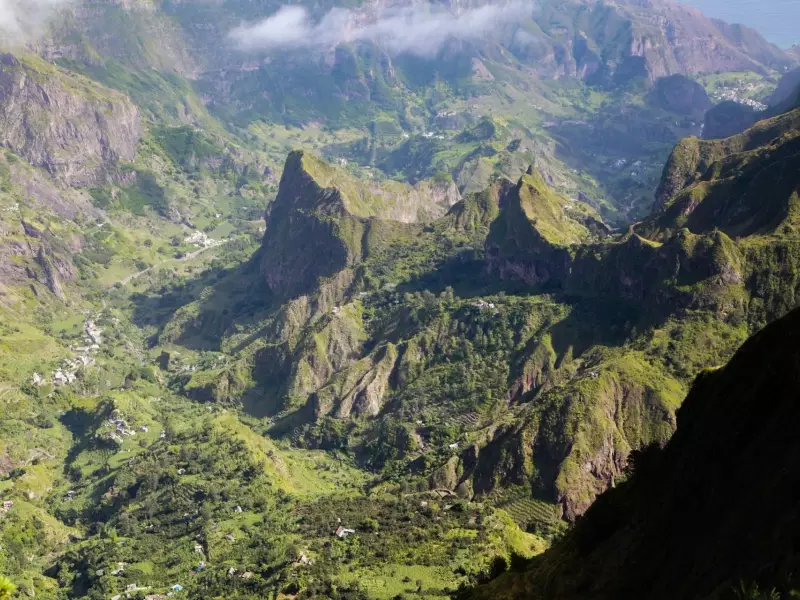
0, 0, 72, 44
229, 2, 532, 56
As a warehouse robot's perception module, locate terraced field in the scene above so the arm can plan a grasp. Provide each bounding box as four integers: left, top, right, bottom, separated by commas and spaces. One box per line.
494, 486, 561, 531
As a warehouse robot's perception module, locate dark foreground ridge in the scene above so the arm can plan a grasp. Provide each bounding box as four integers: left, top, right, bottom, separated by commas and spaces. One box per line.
463, 306, 800, 599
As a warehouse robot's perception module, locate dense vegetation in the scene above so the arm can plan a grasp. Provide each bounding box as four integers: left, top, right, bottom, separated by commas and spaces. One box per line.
1, 0, 800, 598
462, 305, 800, 599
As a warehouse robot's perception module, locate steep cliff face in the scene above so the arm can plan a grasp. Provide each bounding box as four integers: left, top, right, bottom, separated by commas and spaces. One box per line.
259, 151, 367, 299
0, 52, 142, 187
463, 306, 800, 600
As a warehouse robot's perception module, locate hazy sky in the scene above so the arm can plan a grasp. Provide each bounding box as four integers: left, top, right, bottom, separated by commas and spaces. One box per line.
682, 0, 800, 48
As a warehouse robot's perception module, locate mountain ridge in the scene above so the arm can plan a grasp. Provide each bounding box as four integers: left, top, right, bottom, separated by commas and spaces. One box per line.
462, 302, 800, 599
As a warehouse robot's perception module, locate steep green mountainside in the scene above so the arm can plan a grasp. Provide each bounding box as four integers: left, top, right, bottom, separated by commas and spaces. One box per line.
647, 105, 800, 237
149, 105, 800, 531
462, 304, 800, 600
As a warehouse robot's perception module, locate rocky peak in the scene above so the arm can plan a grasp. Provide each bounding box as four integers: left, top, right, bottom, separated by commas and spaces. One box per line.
485, 169, 607, 286
260, 151, 462, 298
260, 151, 364, 299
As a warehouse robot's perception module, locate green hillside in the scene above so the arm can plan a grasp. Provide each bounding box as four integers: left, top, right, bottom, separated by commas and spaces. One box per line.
462, 304, 800, 600
1, 1, 800, 598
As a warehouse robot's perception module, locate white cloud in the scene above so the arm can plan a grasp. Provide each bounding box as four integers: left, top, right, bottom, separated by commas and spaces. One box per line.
0, 0, 72, 44
229, 2, 532, 56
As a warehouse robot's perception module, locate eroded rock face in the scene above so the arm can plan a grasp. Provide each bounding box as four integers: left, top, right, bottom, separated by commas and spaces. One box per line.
0, 217, 79, 299
0, 53, 142, 187
311, 342, 399, 418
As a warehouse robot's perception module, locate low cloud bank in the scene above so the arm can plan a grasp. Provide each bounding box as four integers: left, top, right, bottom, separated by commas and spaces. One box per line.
0, 0, 73, 44
229, 2, 531, 56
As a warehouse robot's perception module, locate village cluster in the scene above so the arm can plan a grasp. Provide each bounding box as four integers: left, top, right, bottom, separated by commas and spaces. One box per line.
31, 317, 103, 387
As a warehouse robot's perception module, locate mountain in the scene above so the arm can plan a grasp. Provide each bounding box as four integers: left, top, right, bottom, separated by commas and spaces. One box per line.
1, 1, 800, 598
260, 151, 459, 298
462, 303, 800, 600
147, 104, 799, 526
651, 104, 800, 237
25, 0, 797, 222
0, 52, 141, 187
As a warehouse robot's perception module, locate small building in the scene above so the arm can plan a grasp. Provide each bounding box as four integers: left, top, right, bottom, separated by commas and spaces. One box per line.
239, 572, 253, 580
448, 443, 459, 450
472, 300, 496, 311
227, 568, 237, 577
234, 505, 243, 513
334, 526, 356, 539
1, 500, 14, 512
194, 544, 203, 553
171, 584, 183, 592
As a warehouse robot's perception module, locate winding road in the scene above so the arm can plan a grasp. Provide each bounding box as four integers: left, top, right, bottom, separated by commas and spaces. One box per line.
118, 241, 229, 286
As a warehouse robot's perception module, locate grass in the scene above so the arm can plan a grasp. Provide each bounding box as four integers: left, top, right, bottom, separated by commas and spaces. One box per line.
0, 318, 66, 385
338, 563, 457, 599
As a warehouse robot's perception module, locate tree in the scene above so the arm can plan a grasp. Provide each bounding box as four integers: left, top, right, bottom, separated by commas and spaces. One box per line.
0, 576, 16, 600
